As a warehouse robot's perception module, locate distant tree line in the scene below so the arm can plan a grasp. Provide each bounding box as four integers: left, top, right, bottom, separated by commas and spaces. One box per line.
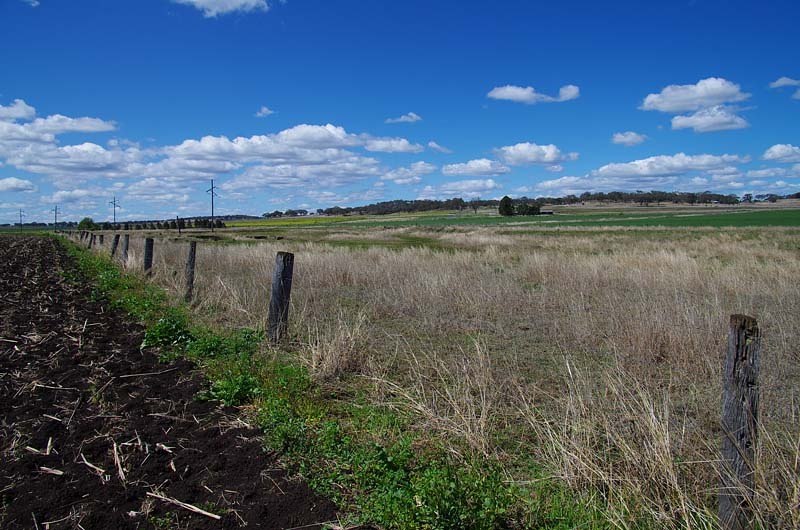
305, 190, 788, 218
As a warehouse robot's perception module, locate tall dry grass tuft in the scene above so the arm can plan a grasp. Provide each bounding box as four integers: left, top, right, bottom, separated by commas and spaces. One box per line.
304, 310, 368, 382
376, 339, 497, 457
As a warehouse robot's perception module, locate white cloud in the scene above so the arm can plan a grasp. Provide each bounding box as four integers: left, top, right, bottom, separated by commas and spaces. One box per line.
641, 77, 750, 112
593, 152, 748, 178
221, 155, 381, 191
611, 131, 647, 146
0, 99, 36, 121
494, 142, 577, 166
427, 141, 452, 154
546, 165, 563, 173
45, 188, 101, 204
671, 105, 749, 133
746, 168, 786, 178
255, 106, 275, 117
763, 144, 800, 163
172, 0, 269, 17
22, 0, 40, 7
381, 161, 436, 185
0, 177, 36, 192
769, 77, 800, 89
363, 137, 424, 153
27, 115, 116, 135
385, 112, 422, 124
487, 84, 579, 104
418, 179, 501, 199
441, 158, 510, 176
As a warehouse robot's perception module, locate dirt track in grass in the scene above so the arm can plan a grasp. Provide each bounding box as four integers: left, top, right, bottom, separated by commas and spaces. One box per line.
0, 235, 338, 529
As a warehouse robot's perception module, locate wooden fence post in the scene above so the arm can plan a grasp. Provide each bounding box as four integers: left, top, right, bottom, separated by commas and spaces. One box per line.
143, 238, 154, 275
268, 251, 294, 343
88, 234, 94, 249
121, 234, 130, 263
719, 314, 761, 530
110, 234, 120, 257
184, 241, 197, 302
99, 234, 104, 246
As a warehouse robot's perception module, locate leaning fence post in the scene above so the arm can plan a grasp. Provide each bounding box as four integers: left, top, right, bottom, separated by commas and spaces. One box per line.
184, 241, 197, 302
268, 251, 294, 343
88, 234, 94, 249
719, 314, 761, 530
121, 234, 130, 263
143, 238, 154, 275
110, 234, 120, 257
99, 234, 104, 246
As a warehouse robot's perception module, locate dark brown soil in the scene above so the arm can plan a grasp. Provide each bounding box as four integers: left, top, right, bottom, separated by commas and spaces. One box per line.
0, 236, 339, 529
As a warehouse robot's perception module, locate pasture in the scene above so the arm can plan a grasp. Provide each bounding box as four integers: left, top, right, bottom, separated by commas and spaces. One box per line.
72, 204, 800, 528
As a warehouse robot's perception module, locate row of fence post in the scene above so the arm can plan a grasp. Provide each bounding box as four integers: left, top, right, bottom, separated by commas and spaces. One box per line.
63, 230, 759, 528
66, 231, 294, 344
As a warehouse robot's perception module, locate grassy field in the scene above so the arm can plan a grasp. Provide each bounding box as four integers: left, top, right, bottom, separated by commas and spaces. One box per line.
73, 203, 800, 528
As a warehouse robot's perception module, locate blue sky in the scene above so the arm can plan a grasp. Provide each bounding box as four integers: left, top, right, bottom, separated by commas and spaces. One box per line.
1, 0, 798, 223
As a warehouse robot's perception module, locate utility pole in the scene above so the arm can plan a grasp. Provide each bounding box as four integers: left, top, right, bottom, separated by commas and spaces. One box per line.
206, 179, 219, 232
52, 204, 59, 232
18, 209, 25, 231
109, 196, 120, 225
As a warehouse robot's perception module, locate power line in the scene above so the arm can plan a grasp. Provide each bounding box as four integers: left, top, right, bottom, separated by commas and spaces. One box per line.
206, 179, 219, 232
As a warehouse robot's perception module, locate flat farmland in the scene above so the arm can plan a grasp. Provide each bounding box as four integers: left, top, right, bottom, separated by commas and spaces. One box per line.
74, 203, 800, 528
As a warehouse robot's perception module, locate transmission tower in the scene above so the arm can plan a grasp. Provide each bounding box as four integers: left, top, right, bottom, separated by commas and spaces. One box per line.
206, 179, 219, 232
52, 204, 59, 232
18, 209, 25, 231
109, 196, 120, 224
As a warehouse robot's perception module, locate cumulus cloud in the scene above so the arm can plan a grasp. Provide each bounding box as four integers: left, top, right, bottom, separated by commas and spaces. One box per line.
0, 99, 36, 121
171, 0, 269, 17
592, 152, 748, 179
494, 142, 577, 166
641, 78, 750, 134
418, 179, 501, 199
427, 141, 452, 154
487, 84, 579, 104
0, 177, 36, 192
385, 112, 422, 124
363, 137, 423, 153
381, 161, 436, 185
611, 131, 647, 146
441, 158, 510, 176
763, 144, 800, 163
641, 77, 750, 112
671, 105, 749, 132
255, 106, 275, 117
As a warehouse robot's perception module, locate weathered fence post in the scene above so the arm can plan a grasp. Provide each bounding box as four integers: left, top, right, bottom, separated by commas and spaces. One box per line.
268, 251, 294, 343
184, 241, 197, 302
88, 234, 94, 249
143, 238, 154, 275
99, 234, 104, 246
121, 234, 130, 263
719, 314, 761, 530
110, 234, 120, 257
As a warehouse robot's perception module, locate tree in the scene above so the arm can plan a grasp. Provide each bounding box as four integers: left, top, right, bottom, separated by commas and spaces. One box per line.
498, 196, 514, 216
77, 217, 97, 230
469, 198, 481, 214
516, 203, 540, 216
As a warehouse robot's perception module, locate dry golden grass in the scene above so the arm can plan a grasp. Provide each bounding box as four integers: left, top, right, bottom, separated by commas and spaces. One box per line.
97, 226, 800, 528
